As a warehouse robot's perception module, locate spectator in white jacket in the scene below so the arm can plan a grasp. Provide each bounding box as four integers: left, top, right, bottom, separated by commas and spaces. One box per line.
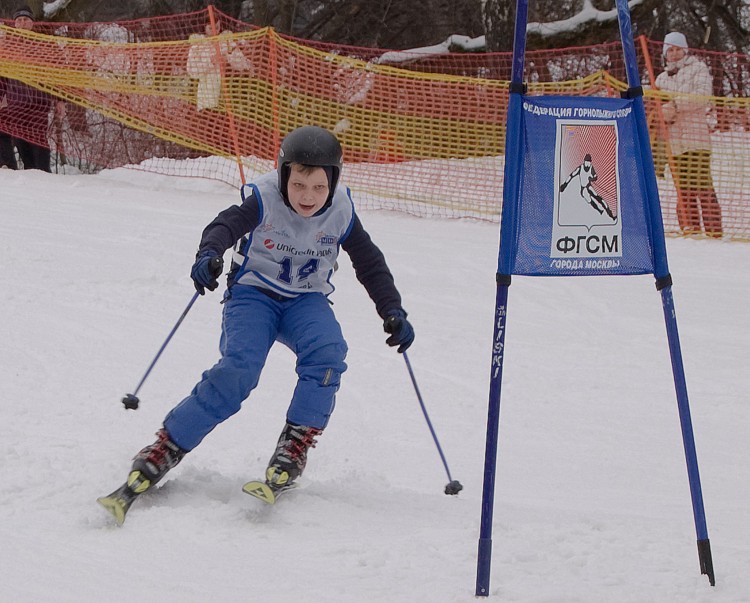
655, 32, 722, 238
186, 21, 253, 112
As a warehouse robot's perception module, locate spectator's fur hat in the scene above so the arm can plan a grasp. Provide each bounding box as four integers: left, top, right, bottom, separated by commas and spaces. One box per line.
13, 5, 34, 20
663, 32, 688, 57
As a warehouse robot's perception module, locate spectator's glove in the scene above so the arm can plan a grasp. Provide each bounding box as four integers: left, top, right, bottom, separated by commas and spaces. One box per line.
661, 102, 676, 125
383, 309, 415, 353
191, 251, 224, 294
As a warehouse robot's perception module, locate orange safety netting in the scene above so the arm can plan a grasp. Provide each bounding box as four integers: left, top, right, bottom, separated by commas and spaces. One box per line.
1, 7, 749, 240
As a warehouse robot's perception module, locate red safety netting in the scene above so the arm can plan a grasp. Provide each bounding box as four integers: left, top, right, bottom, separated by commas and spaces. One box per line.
1, 7, 749, 239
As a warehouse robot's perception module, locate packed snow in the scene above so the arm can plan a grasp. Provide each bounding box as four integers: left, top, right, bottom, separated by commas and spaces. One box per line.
1, 165, 748, 602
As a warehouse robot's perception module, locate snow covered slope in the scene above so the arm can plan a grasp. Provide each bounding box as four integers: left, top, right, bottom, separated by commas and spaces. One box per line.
1, 167, 748, 602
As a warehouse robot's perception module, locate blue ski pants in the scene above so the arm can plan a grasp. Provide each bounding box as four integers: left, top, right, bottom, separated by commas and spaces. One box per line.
164, 285, 348, 451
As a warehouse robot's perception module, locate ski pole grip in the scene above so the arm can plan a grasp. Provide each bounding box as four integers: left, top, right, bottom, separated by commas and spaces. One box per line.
209, 256, 223, 278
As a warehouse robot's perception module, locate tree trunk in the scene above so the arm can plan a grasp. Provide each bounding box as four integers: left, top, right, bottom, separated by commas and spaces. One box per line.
482, 0, 515, 52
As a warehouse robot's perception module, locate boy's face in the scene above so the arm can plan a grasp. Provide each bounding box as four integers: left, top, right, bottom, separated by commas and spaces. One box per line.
287, 164, 329, 217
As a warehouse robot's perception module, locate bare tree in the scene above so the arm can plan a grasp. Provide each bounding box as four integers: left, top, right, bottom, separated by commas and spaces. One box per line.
482, 0, 516, 51
482, 0, 749, 55
3, 0, 748, 56
249, 0, 483, 49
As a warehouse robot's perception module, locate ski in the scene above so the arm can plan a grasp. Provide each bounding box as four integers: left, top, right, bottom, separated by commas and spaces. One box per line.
97, 483, 139, 526
98, 475, 295, 523
242, 480, 296, 505
97, 470, 152, 526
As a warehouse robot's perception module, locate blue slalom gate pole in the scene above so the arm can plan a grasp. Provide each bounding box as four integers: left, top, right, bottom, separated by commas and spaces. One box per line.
660, 285, 714, 583
475, 0, 528, 596
475, 281, 510, 596
615, 0, 714, 585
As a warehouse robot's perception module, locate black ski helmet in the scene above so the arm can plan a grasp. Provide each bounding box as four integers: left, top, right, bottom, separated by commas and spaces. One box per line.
277, 126, 343, 205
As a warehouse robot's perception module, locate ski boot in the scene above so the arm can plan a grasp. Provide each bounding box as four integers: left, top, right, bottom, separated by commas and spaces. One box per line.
243, 422, 322, 504
266, 422, 322, 488
98, 428, 186, 525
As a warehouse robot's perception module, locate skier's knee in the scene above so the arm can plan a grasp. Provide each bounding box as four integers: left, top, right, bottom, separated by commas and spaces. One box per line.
304, 341, 348, 374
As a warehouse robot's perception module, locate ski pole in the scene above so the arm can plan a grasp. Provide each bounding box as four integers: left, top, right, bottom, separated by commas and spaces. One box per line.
402, 351, 463, 495
122, 290, 201, 410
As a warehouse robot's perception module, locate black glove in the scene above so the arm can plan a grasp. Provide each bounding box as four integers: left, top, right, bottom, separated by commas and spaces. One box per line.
383, 309, 414, 353
191, 252, 224, 294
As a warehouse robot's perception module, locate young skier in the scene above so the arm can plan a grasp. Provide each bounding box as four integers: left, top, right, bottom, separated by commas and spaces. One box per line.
99, 125, 414, 523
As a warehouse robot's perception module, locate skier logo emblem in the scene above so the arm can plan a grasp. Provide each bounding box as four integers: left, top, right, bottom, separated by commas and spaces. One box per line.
551, 121, 623, 258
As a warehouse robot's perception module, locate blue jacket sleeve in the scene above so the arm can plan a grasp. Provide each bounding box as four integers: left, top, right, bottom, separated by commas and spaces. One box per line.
341, 214, 404, 319
197, 188, 260, 256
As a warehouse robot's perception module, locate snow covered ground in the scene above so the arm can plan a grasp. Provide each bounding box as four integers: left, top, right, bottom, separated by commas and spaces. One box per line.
1, 166, 748, 602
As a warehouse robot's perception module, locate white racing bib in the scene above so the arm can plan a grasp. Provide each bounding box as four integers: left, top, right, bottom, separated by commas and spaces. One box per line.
233, 171, 355, 297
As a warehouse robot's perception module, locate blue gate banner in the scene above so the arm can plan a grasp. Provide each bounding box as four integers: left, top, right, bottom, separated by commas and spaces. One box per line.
505, 95, 656, 276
